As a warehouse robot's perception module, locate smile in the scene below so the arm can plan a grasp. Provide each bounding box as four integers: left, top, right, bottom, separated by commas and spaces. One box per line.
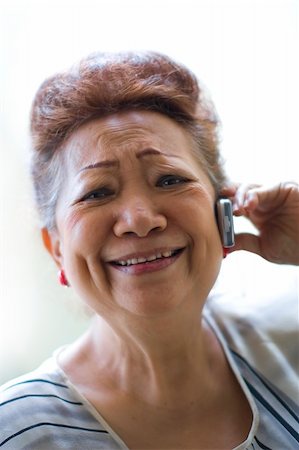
109, 247, 185, 275
113, 248, 182, 267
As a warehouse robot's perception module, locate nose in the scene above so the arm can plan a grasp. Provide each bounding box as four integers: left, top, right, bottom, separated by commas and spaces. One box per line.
113, 195, 167, 238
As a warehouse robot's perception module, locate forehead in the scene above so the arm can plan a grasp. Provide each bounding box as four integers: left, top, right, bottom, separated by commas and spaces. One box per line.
63, 110, 197, 169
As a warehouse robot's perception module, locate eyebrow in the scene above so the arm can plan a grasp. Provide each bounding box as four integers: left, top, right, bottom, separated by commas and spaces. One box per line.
79, 160, 118, 172
79, 148, 181, 172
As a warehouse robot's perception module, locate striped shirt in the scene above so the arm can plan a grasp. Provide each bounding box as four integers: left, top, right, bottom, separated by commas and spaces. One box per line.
1, 294, 298, 449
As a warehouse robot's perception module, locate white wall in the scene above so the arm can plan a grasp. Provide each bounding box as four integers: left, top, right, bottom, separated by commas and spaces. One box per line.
0, 0, 298, 384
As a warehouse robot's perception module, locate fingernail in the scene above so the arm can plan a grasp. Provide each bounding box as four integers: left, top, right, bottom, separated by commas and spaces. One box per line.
244, 192, 254, 208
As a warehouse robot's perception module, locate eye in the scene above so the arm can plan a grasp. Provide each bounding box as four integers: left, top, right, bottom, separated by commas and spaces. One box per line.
81, 187, 114, 201
156, 174, 189, 188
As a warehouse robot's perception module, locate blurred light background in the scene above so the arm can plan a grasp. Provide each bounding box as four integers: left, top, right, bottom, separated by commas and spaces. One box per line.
0, 0, 298, 384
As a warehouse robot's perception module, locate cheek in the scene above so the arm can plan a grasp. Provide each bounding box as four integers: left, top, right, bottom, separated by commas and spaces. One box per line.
185, 190, 223, 285
177, 186, 216, 225
60, 210, 114, 305
60, 209, 111, 259
175, 187, 222, 250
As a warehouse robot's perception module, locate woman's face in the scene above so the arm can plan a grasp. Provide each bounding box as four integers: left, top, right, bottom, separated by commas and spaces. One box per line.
48, 111, 223, 320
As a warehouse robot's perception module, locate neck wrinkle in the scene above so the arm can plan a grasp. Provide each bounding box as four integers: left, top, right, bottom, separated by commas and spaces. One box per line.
87, 311, 218, 408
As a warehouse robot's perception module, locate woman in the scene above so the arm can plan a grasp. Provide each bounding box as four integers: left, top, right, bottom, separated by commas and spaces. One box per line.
0, 51, 298, 449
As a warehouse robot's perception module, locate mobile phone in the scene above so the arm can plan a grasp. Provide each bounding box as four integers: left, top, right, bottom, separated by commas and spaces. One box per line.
216, 198, 235, 248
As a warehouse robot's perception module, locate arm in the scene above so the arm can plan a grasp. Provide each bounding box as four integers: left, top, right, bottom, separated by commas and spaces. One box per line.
221, 182, 299, 265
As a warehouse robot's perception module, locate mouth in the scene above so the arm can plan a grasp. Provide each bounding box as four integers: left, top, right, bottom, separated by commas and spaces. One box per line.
109, 248, 185, 274
111, 248, 183, 266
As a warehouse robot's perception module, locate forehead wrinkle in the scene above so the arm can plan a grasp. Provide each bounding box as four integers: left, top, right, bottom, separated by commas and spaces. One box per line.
96, 126, 152, 152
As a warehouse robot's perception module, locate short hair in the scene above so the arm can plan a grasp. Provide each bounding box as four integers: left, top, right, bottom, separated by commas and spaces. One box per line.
30, 51, 226, 229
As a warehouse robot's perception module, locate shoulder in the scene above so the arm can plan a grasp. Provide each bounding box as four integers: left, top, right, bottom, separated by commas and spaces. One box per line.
0, 356, 113, 449
0, 355, 74, 408
0, 357, 72, 448
207, 287, 299, 344
0, 355, 71, 409
205, 288, 299, 398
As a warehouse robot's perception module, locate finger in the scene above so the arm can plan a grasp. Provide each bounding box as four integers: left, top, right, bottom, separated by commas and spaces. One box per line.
219, 184, 238, 198
233, 184, 261, 216
243, 182, 299, 213
230, 233, 261, 257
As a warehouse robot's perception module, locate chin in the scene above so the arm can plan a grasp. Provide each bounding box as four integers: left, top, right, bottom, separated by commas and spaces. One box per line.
114, 281, 201, 319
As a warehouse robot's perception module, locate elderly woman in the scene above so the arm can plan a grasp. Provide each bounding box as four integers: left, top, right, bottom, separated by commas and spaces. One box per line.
0, 52, 298, 450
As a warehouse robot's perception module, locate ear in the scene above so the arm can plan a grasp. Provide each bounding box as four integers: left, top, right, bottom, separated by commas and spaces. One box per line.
41, 228, 64, 269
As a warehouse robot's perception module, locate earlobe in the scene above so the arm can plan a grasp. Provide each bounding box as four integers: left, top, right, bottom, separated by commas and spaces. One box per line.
41, 228, 63, 268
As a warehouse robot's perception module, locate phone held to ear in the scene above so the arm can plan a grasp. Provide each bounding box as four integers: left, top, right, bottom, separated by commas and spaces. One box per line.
216, 198, 235, 248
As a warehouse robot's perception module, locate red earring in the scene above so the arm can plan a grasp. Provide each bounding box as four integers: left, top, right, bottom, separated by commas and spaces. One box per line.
58, 269, 69, 287
223, 248, 230, 259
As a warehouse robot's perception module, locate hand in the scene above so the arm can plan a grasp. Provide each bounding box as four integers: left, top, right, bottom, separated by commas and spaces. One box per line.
221, 182, 299, 265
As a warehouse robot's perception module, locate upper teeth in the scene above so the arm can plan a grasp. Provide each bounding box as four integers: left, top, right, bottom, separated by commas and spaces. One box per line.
117, 250, 174, 266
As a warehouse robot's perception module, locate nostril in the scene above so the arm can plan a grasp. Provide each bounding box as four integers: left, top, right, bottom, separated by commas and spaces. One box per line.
153, 226, 164, 232
123, 231, 137, 237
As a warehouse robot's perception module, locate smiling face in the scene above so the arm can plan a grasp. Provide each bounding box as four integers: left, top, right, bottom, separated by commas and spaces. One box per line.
46, 110, 223, 321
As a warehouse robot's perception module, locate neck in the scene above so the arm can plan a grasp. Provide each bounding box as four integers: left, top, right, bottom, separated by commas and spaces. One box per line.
73, 306, 222, 408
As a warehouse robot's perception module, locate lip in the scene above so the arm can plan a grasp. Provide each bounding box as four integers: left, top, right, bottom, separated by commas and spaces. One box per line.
107, 247, 183, 264
108, 247, 185, 275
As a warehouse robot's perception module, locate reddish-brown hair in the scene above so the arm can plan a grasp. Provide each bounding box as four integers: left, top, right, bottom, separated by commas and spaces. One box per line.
30, 51, 226, 229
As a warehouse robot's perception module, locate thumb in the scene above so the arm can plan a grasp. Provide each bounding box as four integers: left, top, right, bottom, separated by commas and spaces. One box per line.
231, 233, 261, 256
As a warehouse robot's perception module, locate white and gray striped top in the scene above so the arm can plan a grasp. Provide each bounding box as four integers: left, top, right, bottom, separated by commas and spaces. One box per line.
1, 294, 298, 449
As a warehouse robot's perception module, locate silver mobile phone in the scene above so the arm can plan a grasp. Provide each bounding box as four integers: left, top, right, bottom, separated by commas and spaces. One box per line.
216, 198, 235, 248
